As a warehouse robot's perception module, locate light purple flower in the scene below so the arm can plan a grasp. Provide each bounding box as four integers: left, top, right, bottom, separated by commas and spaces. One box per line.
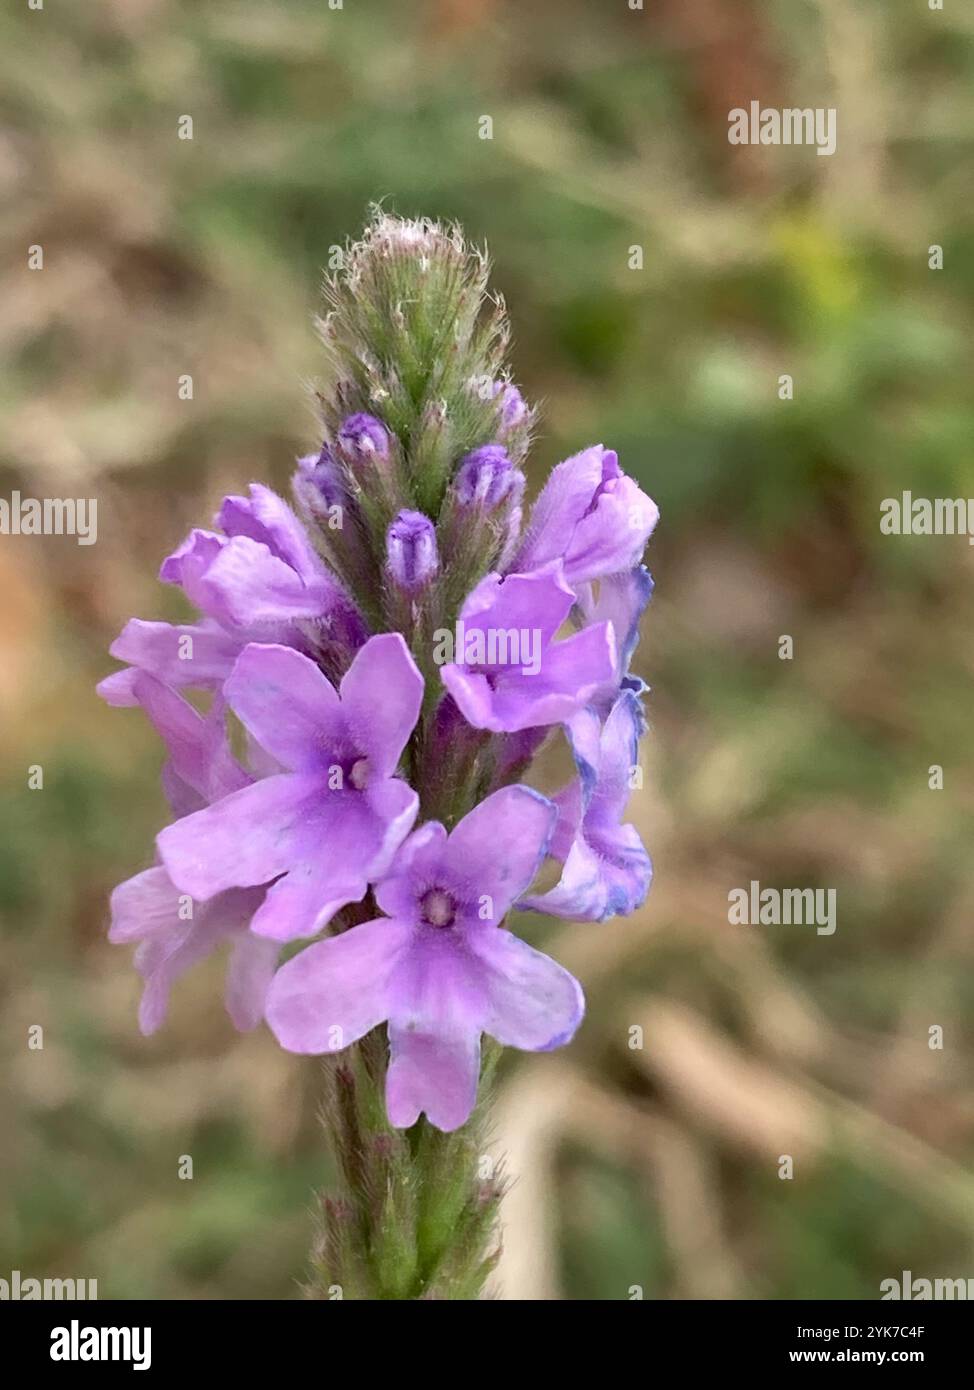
512, 445, 659, 586
157, 635, 422, 942
98, 484, 365, 706
440, 563, 616, 733
108, 674, 277, 1035
520, 690, 651, 922
265, 785, 584, 1132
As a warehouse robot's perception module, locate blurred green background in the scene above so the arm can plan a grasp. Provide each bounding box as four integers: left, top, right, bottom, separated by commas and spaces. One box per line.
2, 0, 973, 1299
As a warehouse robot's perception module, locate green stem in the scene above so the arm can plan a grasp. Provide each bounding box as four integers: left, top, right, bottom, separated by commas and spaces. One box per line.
308, 1037, 505, 1299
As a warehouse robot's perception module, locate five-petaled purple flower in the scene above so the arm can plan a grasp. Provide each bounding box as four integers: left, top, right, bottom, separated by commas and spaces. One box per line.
265, 786, 583, 1131
158, 636, 422, 942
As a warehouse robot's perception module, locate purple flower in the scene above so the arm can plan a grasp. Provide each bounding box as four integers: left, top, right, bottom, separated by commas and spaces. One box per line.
512, 445, 659, 586
108, 674, 277, 1034
519, 690, 651, 922
386, 510, 439, 592
574, 565, 654, 718
336, 412, 391, 465
98, 485, 365, 705
440, 563, 616, 733
157, 634, 423, 942
264, 785, 584, 1132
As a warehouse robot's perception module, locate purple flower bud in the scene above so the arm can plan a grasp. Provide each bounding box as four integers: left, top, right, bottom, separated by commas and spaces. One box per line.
386, 509, 439, 592
454, 445, 525, 511
292, 446, 346, 521
337, 413, 391, 465
497, 384, 529, 436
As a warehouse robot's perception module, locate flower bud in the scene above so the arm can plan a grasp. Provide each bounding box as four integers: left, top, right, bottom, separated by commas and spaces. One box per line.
292, 446, 346, 523
497, 384, 529, 437
336, 412, 391, 466
386, 510, 439, 593
454, 445, 525, 512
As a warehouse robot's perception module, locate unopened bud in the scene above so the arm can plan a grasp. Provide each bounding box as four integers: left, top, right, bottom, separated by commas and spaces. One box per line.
337, 412, 391, 466
454, 445, 525, 511
293, 445, 346, 521
386, 509, 439, 592
497, 384, 529, 436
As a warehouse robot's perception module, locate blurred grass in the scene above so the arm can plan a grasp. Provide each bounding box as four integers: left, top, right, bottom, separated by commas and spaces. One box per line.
1, 0, 973, 1298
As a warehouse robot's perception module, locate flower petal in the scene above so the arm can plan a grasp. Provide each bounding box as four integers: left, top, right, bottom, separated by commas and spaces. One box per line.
478, 623, 616, 733
132, 888, 260, 1036
265, 917, 411, 1053
512, 445, 606, 573
339, 633, 424, 777
442, 785, 557, 917
587, 690, 642, 826
564, 474, 659, 584
109, 865, 185, 944
157, 772, 324, 899
217, 484, 325, 582
247, 784, 416, 941
198, 535, 326, 627
132, 675, 248, 806
384, 939, 486, 1131
224, 929, 280, 1031
108, 619, 241, 690
225, 644, 342, 773
470, 928, 584, 1051
459, 565, 574, 653
386, 1022, 481, 1133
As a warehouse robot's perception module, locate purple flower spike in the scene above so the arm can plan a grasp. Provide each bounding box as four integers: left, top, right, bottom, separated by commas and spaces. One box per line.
386, 510, 439, 591
454, 445, 525, 511
109, 674, 278, 1034
513, 445, 659, 586
337, 412, 391, 465
158, 635, 423, 942
519, 690, 652, 922
264, 785, 584, 1132
440, 563, 616, 733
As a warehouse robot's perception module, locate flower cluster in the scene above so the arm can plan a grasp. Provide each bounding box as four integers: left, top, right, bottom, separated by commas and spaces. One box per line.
101, 214, 658, 1133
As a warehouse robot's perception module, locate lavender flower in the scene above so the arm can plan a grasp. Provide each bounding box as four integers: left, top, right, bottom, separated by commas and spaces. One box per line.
440, 563, 616, 732
158, 636, 422, 942
265, 786, 583, 1131
512, 444, 659, 586
99, 484, 365, 705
